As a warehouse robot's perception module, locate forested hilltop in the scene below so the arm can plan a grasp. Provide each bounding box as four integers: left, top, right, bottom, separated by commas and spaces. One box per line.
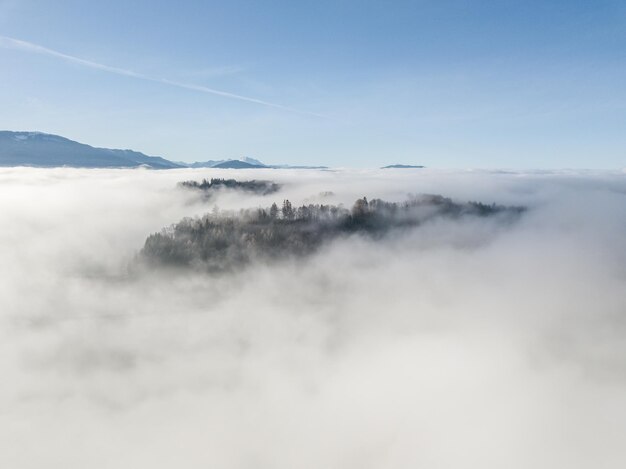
179, 178, 280, 198
139, 194, 525, 272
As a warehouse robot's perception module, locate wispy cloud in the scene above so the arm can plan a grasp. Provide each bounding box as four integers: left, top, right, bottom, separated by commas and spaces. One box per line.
0, 35, 328, 119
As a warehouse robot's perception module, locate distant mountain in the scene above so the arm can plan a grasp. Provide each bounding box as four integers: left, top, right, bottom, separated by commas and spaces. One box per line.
187, 159, 328, 169
268, 164, 329, 169
189, 156, 266, 168
188, 160, 225, 168
211, 160, 265, 169
382, 164, 425, 169
0, 131, 183, 169
0, 131, 325, 170
239, 156, 266, 166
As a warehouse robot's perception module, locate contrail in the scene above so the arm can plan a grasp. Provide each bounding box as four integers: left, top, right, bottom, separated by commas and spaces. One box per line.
0, 35, 328, 118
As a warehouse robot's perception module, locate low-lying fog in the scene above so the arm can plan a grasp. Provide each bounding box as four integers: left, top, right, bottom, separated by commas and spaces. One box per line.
1, 167, 626, 468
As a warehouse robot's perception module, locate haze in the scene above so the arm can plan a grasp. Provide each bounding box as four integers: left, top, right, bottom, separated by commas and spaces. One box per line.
1, 167, 626, 468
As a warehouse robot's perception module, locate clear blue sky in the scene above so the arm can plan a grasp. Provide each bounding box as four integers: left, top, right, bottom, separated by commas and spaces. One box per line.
1, 0, 625, 167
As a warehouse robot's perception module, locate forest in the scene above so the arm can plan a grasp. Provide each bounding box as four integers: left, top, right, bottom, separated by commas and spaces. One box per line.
179, 178, 280, 198
139, 194, 525, 272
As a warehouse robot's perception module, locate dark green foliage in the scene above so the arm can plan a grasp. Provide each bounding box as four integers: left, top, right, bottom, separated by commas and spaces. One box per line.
139, 194, 524, 272
179, 178, 280, 197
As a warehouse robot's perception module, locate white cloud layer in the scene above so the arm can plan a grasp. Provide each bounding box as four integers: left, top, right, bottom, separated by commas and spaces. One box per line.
1, 167, 626, 468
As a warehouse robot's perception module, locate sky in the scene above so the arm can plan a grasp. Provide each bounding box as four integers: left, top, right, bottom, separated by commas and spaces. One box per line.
0, 0, 625, 168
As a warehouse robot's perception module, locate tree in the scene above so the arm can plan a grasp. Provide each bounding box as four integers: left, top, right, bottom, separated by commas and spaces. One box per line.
282, 199, 294, 220
270, 202, 279, 219
352, 197, 369, 217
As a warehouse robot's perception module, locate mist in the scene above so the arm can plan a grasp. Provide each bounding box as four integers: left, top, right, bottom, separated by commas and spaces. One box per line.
1, 167, 626, 468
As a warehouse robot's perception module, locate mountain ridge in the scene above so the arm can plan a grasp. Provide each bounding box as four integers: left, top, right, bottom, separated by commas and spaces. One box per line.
0, 131, 182, 169
382, 164, 425, 169
0, 130, 328, 169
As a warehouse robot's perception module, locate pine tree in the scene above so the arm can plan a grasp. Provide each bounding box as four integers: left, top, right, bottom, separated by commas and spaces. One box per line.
270, 202, 279, 219
282, 199, 294, 220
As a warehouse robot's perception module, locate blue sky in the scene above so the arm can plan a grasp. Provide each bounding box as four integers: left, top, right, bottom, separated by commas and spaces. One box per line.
1, 0, 625, 167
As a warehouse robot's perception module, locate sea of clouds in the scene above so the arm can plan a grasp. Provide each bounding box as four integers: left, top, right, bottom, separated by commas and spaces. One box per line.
1, 167, 626, 468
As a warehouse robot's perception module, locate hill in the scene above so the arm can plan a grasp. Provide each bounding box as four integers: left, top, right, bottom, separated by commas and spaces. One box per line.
0, 131, 182, 169
211, 160, 266, 169
139, 195, 525, 272
0, 130, 325, 170
189, 157, 266, 168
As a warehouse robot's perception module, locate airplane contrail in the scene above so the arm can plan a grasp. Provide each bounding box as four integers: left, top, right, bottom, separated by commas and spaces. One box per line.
0, 35, 328, 119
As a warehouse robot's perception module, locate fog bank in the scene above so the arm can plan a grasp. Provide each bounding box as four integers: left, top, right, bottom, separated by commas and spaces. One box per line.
1, 167, 626, 468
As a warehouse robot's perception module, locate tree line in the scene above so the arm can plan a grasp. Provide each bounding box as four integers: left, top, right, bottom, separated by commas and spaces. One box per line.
138, 194, 524, 272
179, 178, 280, 197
